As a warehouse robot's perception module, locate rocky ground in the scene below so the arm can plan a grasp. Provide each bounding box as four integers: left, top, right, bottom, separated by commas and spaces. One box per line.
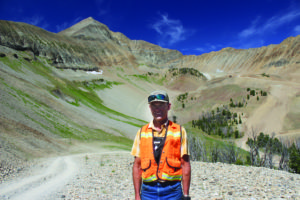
1, 152, 299, 200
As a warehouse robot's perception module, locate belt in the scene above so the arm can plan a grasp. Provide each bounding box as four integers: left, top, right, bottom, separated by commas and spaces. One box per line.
143, 181, 180, 187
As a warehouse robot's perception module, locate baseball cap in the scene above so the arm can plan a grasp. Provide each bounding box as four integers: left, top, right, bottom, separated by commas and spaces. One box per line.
148, 90, 169, 103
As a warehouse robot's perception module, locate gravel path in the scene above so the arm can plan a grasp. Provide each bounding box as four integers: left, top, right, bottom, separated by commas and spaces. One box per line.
0, 152, 300, 200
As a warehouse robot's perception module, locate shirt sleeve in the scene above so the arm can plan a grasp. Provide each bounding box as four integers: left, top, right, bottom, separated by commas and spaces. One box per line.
131, 129, 141, 157
181, 127, 189, 157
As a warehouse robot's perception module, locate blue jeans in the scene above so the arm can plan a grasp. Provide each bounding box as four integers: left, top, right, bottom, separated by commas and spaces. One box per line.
141, 181, 183, 200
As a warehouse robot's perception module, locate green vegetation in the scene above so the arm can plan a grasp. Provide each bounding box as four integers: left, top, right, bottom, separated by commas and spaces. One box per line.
50, 80, 145, 127
189, 122, 300, 174
129, 72, 165, 85
177, 93, 189, 108
185, 85, 297, 171
131, 74, 151, 83
77, 79, 123, 90
183, 86, 268, 140
192, 106, 243, 139
5, 82, 134, 148
177, 92, 189, 102
128, 67, 205, 87
289, 143, 300, 173
0, 53, 146, 150
229, 98, 245, 108
261, 73, 270, 77
168, 68, 204, 78
250, 89, 256, 96
246, 131, 300, 174
260, 90, 267, 96
186, 123, 248, 164
246, 132, 283, 154
0, 55, 23, 72
247, 87, 267, 97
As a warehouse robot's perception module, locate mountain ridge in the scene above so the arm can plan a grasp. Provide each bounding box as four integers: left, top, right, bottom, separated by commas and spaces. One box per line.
1, 18, 299, 78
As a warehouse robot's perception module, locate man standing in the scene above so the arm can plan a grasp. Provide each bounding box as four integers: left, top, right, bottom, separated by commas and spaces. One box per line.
131, 90, 191, 200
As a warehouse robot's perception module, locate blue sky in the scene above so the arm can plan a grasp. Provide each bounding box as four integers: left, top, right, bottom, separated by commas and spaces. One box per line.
1, 0, 300, 55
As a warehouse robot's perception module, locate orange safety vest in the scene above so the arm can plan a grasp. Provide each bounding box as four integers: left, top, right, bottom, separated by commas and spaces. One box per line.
140, 121, 182, 182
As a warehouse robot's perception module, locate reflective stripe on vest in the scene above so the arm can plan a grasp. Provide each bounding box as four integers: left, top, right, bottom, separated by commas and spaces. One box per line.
141, 132, 152, 138
140, 121, 182, 182
143, 174, 157, 182
162, 173, 182, 181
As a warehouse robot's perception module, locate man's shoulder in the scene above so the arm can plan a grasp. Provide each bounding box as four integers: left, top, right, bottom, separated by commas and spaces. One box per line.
141, 123, 150, 129
168, 120, 182, 128
138, 123, 151, 134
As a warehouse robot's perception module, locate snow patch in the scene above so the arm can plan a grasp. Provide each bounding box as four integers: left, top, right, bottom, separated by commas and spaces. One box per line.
202, 73, 211, 80
216, 69, 223, 73
86, 70, 103, 75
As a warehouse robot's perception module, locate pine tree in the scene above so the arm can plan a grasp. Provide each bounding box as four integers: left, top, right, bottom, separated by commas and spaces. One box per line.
289, 143, 300, 174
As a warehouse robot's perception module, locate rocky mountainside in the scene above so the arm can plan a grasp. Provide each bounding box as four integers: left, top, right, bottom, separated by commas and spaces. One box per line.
175, 38, 300, 78
0, 17, 183, 71
1, 17, 299, 77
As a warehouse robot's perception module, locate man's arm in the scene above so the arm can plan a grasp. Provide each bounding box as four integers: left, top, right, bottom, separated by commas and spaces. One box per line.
132, 156, 142, 200
181, 154, 191, 196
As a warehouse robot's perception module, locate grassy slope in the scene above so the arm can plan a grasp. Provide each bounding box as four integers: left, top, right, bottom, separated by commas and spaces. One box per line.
0, 52, 148, 154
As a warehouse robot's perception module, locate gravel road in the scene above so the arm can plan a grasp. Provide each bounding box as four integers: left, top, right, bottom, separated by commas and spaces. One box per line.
0, 151, 300, 200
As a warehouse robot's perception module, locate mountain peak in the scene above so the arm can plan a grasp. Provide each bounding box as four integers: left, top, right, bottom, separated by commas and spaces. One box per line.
78, 17, 103, 26
84, 17, 95, 22
58, 17, 109, 37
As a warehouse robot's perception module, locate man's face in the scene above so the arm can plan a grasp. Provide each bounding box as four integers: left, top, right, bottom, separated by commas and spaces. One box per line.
149, 101, 170, 123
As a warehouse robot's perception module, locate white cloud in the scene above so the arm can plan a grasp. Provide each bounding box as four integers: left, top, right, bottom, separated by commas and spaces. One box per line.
197, 43, 221, 52
239, 9, 300, 38
23, 16, 48, 30
294, 25, 300, 35
239, 17, 261, 38
264, 10, 300, 30
195, 47, 205, 52
151, 14, 189, 46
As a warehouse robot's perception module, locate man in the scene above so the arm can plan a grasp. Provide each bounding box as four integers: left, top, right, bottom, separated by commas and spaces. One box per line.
131, 90, 191, 200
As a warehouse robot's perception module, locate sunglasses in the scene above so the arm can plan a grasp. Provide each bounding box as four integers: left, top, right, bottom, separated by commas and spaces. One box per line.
148, 94, 168, 103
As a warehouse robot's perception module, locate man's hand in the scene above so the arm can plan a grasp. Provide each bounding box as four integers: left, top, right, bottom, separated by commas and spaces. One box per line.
132, 157, 142, 200
181, 155, 191, 197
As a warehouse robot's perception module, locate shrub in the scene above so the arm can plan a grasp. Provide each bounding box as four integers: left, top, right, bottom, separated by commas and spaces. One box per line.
262, 73, 270, 77
234, 130, 239, 138
235, 159, 244, 165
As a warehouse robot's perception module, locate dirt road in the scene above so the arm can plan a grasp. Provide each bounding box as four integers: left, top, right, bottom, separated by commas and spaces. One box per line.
0, 151, 128, 200
0, 155, 79, 200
